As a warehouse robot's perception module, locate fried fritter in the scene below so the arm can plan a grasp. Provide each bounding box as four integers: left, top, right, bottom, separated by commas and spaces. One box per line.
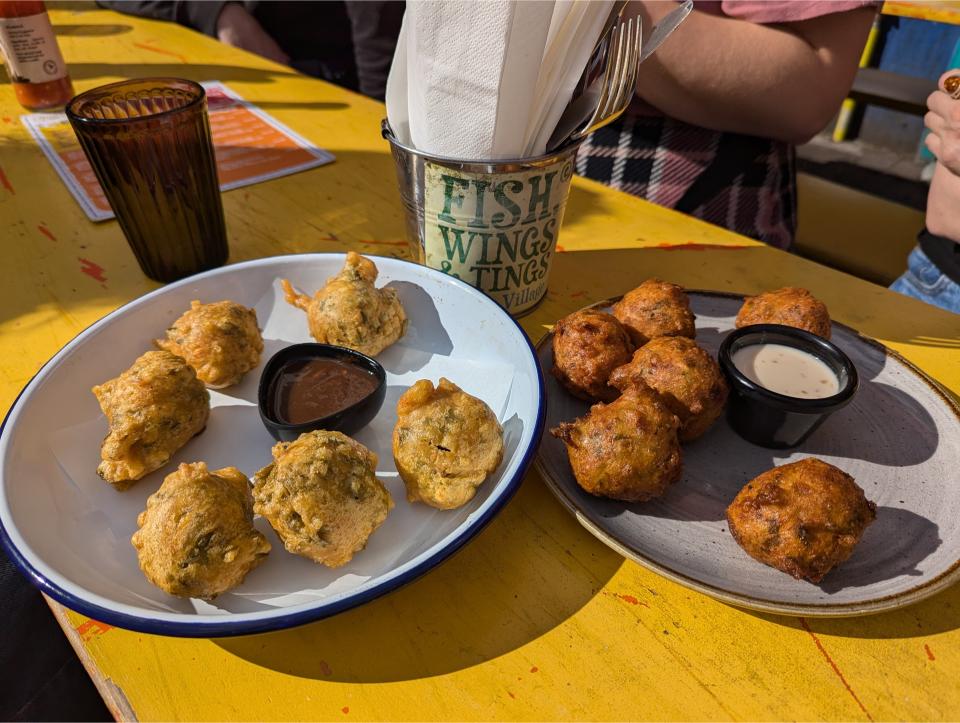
393, 378, 504, 510
131, 462, 270, 599
735, 287, 831, 339
551, 386, 682, 502
281, 252, 407, 356
155, 300, 263, 388
253, 430, 392, 567
611, 279, 696, 347
726, 458, 876, 582
609, 337, 728, 441
552, 309, 633, 401
92, 351, 209, 489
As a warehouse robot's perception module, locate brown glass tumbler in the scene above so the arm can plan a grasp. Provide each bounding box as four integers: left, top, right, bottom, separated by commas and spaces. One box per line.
66, 78, 227, 282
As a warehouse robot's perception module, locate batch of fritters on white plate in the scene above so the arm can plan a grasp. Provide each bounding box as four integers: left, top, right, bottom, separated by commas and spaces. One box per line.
92, 253, 503, 600
548, 280, 876, 584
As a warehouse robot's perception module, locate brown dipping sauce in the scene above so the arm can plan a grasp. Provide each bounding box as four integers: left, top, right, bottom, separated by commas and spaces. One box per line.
272, 358, 379, 424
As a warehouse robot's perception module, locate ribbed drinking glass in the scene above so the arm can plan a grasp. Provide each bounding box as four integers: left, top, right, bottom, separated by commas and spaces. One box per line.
66, 78, 227, 282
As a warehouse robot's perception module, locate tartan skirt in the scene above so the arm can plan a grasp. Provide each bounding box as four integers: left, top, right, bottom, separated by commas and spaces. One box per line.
575, 114, 797, 250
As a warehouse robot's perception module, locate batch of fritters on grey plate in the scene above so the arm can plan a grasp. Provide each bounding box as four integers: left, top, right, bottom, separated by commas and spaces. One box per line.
549, 280, 876, 583
92, 253, 504, 600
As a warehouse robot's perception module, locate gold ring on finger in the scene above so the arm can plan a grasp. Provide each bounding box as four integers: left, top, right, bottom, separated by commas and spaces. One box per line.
946, 74, 960, 99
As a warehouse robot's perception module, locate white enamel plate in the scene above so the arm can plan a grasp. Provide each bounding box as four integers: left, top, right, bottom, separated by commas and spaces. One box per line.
0, 254, 544, 636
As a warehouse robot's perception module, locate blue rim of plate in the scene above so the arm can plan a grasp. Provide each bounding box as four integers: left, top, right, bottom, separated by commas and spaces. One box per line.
0, 253, 546, 638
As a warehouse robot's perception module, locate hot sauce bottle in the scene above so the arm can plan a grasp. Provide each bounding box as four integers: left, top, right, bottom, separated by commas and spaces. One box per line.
0, 1, 73, 110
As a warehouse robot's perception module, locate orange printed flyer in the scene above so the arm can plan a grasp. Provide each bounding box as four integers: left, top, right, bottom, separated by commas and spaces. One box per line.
21, 81, 335, 222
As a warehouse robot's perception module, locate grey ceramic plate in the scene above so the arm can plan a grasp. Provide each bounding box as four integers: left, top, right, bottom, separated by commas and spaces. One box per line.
535, 291, 960, 617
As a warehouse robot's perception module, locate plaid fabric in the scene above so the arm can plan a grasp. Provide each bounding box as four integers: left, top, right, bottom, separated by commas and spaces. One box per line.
576, 114, 797, 249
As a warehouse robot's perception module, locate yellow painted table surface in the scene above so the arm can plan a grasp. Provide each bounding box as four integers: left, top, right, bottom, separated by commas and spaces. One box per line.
882, 1, 960, 25
2, 7, 960, 722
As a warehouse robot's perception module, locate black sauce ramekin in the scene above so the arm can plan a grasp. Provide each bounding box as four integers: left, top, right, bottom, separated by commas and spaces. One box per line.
717, 324, 858, 449
257, 343, 387, 443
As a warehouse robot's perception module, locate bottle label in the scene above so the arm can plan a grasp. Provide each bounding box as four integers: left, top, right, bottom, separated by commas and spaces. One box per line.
0, 13, 67, 84
421, 156, 575, 315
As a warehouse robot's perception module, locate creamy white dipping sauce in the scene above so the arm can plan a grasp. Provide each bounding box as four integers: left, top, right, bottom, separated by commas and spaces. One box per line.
732, 343, 840, 399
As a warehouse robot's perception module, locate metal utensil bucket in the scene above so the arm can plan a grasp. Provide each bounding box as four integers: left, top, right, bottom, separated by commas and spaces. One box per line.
382, 120, 582, 316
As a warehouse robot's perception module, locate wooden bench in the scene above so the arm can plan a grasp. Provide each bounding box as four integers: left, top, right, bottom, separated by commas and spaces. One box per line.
847, 67, 937, 116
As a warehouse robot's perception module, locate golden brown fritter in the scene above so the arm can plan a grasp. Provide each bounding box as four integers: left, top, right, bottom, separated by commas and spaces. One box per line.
609, 337, 728, 441
131, 462, 270, 599
393, 378, 504, 510
551, 309, 633, 401
253, 430, 392, 567
726, 458, 876, 582
551, 386, 682, 502
281, 252, 407, 356
155, 300, 263, 388
611, 279, 696, 347
92, 351, 209, 489
735, 287, 831, 339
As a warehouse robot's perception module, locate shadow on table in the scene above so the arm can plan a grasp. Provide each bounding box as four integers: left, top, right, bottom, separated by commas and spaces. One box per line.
745, 575, 960, 638
0, 60, 352, 111
53, 23, 133, 36
0, 62, 300, 88
215, 478, 623, 682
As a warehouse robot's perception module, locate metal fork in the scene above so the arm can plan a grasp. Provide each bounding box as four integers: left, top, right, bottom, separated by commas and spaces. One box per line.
564, 16, 642, 146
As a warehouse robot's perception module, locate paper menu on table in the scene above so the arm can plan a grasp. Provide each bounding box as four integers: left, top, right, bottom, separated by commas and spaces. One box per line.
21, 81, 335, 222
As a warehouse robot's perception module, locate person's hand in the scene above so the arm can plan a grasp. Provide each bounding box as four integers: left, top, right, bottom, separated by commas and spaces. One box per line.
925, 69, 960, 177
215, 3, 290, 66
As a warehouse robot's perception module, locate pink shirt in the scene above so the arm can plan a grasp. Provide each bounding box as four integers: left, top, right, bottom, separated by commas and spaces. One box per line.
581, 0, 879, 248
699, 1, 877, 24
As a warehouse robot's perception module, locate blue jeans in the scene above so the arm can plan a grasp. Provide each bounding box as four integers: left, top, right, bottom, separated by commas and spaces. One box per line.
890, 246, 960, 314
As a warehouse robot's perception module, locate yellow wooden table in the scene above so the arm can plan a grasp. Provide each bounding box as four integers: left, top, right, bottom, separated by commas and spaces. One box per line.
882, 1, 960, 25
3, 7, 960, 721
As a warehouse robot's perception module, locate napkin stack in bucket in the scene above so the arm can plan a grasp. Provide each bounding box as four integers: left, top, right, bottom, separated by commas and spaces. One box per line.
386, 0, 616, 160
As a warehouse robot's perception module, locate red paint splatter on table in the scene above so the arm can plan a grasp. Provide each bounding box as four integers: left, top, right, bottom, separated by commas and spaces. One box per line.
132, 41, 188, 64
2, 116, 11, 123
800, 618, 873, 721
78, 258, 107, 283
654, 242, 752, 251
318, 660, 333, 676
604, 591, 649, 607
925, 644, 935, 661
76, 619, 113, 641
570, 290, 588, 299
555, 244, 567, 253
0, 167, 14, 195
530, 666, 539, 673
38, 224, 56, 241
341, 707, 349, 715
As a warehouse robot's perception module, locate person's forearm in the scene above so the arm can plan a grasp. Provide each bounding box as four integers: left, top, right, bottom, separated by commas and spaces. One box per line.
629, 2, 874, 143
927, 163, 960, 242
